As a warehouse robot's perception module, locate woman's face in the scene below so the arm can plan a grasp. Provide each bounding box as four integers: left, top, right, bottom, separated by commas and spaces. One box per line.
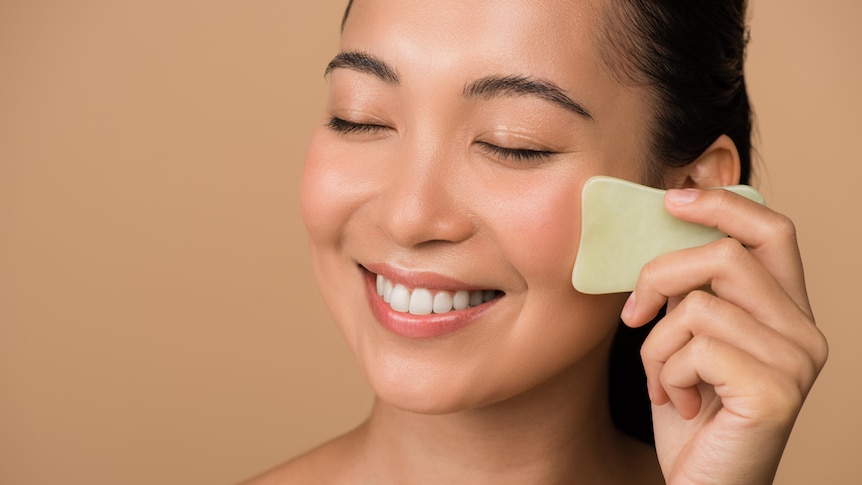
301, 0, 653, 413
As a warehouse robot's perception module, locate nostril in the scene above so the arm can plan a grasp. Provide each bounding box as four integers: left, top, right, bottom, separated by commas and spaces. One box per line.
374, 197, 475, 248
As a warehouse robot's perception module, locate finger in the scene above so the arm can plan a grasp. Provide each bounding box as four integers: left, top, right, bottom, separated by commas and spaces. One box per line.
640, 291, 820, 405
642, 291, 757, 405
623, 237, 804, 336
658, 335, 804, 423
664, 188, 811, 317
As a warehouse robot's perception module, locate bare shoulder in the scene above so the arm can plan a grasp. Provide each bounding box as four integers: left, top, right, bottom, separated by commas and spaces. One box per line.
238, 426, 367, 485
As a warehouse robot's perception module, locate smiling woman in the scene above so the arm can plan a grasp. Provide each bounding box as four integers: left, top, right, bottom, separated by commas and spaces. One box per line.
239, 0, 827, 483
2, 0, 859, 484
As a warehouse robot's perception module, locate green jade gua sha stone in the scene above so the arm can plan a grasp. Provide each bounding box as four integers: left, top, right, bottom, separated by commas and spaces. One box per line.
571, 176, 765, 295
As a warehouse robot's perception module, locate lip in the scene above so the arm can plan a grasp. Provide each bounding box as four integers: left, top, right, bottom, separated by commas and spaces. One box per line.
361, 264, 501, 339
363, 263, 491, 292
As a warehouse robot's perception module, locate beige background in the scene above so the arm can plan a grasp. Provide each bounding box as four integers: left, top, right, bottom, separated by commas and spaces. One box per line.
1, 1, 859, 484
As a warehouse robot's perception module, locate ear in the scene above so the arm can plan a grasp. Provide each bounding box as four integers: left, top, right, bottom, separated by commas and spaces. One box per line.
666, 134, 742, 189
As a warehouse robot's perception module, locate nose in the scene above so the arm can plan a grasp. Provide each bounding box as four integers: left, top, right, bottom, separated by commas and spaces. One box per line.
373, 145, 475, 249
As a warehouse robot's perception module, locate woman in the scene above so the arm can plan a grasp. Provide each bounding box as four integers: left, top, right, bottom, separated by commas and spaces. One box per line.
245, 0, 827, 483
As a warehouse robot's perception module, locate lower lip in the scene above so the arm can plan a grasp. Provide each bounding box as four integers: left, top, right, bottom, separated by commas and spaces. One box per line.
363, 271, 499, 339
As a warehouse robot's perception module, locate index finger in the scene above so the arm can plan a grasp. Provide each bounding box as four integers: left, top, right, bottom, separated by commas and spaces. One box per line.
664, 188, 812, 318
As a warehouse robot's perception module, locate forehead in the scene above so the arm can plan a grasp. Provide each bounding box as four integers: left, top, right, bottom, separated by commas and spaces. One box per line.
340, 0, 609, 89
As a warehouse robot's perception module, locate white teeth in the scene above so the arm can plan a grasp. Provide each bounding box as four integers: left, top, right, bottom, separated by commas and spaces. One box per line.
389, 284, 410, 313
383, 278, 393, 303
453, 290, 470, 310
432, 291, 453, 314
408, 288, 433, 315
374, 274, 498, 314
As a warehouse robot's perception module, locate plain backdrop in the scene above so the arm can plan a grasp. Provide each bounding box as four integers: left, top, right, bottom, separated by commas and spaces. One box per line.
1, 1, 860, 484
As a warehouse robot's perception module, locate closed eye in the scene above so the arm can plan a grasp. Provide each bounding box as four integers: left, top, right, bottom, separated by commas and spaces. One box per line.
326, 117, 389, 134
478, 142, 556, 162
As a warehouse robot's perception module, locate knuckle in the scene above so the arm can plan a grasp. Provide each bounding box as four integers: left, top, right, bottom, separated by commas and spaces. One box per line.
809, 329, 830, 369
640, 333, 667, 365
674, 290, 716, 325
638, 258, 662, 287
639, 344, 656, 366
713, 237, 748, 264
747, 369, 805, 422
775, 331, 828, 397
682, 289, 715, 314
788, 352, 819, 391
640, 334, 656, 357
771, 213, 798, 240
768, 378, 806, 420
689, 333, 715, 356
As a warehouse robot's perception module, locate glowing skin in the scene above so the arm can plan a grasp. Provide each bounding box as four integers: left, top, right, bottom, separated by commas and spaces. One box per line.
293, 1, 666, 482
301, 0, 651, 415
259, 0, 828, 484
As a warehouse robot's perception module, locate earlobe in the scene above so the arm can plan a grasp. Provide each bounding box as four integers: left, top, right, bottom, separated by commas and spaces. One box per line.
673, 134, 742, 189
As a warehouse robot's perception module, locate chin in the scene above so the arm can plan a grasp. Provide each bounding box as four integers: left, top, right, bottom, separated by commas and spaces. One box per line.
362, 359, 505, 415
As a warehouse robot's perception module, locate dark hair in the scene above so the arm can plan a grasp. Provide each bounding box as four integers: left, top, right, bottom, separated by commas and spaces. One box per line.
338, 0, 753, 445
598, 0, 753, 187
598, 0, 752, 445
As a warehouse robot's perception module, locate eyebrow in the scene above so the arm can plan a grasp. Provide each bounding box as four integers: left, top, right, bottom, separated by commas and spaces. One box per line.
464, 75, 594, 120
324, 51, 400, 84
324, 51, 593, 120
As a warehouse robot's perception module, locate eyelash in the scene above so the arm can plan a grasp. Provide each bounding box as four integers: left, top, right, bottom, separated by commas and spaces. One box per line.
326, 117, 556, 162
326, 117, 389, 134
477, 142, 555, 162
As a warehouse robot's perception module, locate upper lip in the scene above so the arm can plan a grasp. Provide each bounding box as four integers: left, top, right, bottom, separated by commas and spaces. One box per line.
362, 263, 500, 292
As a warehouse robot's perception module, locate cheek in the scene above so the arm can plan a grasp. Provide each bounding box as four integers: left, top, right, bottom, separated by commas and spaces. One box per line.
300, 130, 368, 245
300, 130, 377, 347
482, 159, 648, 289
481, 170, 584, 288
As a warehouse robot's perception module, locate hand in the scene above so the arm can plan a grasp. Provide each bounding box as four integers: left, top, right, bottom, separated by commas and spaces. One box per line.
620, 188, 828, 485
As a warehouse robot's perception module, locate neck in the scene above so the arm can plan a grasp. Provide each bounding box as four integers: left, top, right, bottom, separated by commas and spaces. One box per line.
354, 339, 658, 484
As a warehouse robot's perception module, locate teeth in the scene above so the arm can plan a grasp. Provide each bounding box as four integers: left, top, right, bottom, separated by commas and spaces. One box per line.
383, 279, 393, 303
408, 288, 433, 315
432, 291, 453, 314
390, 284, 410, 313
453, 290, 470, 310
375, 274, 497, 315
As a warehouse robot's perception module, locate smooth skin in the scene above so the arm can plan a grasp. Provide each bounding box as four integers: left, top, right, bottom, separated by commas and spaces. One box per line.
243, 0, 827, 483
624, 186, 827, 484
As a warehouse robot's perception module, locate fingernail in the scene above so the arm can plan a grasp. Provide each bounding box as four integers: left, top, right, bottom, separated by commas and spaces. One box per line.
666, 188, 699, 204
621, 291, 636, 321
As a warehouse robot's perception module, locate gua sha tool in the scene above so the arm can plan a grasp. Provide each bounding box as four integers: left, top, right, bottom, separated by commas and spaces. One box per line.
571, 176, 765, 294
